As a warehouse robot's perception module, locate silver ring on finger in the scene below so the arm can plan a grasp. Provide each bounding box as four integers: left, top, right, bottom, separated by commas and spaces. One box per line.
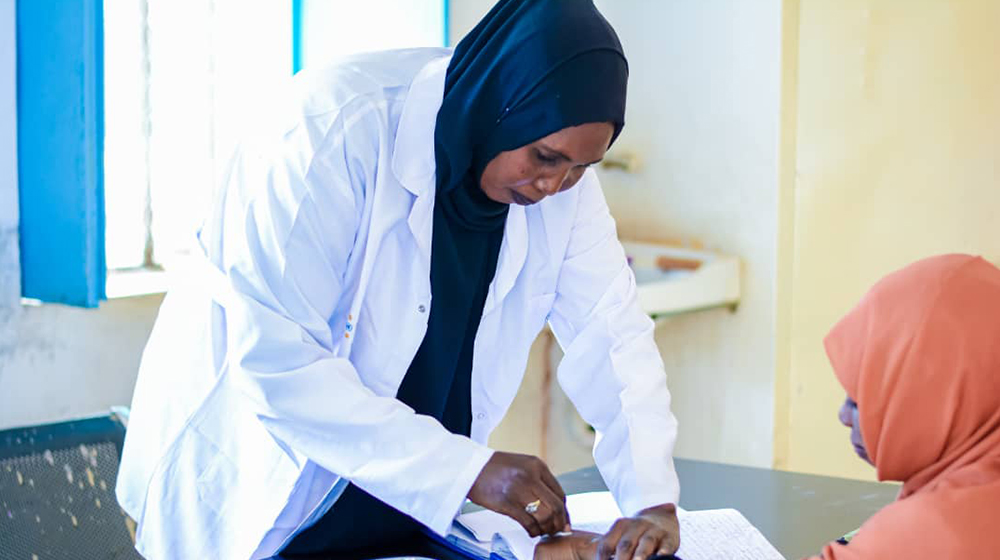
524, 499, 541, 515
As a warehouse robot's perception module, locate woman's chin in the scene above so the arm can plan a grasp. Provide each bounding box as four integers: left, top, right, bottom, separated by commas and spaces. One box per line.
510, 190, 538, 206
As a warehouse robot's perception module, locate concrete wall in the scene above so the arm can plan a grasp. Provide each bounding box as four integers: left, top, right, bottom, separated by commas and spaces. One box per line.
0, 297, 162, 430
451, 1, 784, 471
1, 0, 21, 389
774, 0, 1000, 480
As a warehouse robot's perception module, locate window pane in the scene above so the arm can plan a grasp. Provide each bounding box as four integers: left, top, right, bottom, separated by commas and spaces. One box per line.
103, 0, 149, 270
299, 0, 446, 70
146, 0, 291, 268
103, 0, 441, 273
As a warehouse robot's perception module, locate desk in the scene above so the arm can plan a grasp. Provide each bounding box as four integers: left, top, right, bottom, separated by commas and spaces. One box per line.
557, 459, 899, 560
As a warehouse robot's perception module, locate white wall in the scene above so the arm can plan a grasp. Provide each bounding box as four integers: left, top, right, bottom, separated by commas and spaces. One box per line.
1, 0, 19, 313
451, 1, 784, 470
1, 0, 27, 424
598, 0, 782, 468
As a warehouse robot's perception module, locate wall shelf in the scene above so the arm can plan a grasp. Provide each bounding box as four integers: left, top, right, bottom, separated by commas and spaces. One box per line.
622, 240, 741, 317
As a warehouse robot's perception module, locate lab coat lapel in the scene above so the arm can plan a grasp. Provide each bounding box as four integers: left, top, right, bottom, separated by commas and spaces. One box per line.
484, 204, 528, 316
390, 56, 450, 280
389, 53, 529, 316
401, 178, 530, 320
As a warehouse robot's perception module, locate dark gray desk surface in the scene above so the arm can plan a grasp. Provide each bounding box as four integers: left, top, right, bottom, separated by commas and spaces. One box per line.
557, 458, 899, 560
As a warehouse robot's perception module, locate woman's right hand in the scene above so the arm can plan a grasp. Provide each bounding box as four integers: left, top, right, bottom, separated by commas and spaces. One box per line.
468, 451, 571, 537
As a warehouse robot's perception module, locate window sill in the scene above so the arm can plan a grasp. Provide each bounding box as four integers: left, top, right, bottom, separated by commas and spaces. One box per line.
105, 267, 169, 299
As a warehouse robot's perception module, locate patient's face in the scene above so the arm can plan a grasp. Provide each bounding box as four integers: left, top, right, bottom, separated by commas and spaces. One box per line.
839, 396, 874, 466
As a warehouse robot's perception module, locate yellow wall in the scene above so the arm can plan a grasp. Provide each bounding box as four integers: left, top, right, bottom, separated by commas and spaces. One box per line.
775, 0, 1000, 479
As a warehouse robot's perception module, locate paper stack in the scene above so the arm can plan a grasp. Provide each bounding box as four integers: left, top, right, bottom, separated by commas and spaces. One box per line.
451, 491, 785, 560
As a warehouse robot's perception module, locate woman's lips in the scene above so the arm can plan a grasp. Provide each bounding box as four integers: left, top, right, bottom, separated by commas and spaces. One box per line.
510, 191, 538, 206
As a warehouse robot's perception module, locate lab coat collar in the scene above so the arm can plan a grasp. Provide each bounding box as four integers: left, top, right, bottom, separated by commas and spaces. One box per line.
391, 55, 450, 196
392, 52, 529, 312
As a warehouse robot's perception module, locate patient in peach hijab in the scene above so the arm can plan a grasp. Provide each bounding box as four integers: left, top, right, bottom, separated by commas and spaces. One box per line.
535, 254, 1000, 560
808, 254, 1000, 559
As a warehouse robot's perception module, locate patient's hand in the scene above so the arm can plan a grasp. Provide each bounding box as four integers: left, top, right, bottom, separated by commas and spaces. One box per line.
533, 531, 600, 560
534, 504, 680, 560
595, 504, 680, 559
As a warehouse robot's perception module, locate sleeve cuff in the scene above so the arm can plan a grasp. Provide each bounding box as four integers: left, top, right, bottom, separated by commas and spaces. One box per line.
621, 491, 681, 517
619, 466, 680, 517
424, 442, 496, 536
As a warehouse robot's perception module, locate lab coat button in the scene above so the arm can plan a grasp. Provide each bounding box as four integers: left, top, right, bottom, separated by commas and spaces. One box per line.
418, 304, 426, 313
475, 412, 486, 420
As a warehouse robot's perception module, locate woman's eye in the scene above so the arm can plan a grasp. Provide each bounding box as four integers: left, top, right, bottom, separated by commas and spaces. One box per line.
534, 150, 558, 164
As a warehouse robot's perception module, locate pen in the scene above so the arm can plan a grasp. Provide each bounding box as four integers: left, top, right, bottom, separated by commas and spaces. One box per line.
836, 528, 860, 545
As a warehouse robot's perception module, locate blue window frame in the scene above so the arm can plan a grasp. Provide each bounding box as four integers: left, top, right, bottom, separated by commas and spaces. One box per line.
16, 0, 106, 307
292, 0, 304, 75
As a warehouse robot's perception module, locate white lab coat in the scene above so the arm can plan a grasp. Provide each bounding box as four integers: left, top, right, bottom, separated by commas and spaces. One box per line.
117, 48, 679, 560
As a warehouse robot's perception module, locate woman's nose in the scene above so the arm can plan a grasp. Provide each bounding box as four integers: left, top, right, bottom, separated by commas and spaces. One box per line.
537, 169, 570, 196
536, 178, 559, 197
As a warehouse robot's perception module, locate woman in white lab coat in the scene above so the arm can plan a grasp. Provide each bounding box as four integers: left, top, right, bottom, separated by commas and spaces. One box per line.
117, 1, 681, 559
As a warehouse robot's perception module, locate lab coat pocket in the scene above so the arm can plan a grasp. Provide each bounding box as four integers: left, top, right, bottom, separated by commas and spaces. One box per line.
135, 427, 230, 556
196, 440, 238, 515
349, 299, 399, 395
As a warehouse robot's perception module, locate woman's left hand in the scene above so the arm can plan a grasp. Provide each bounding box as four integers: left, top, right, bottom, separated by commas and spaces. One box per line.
594, 503, 680, 560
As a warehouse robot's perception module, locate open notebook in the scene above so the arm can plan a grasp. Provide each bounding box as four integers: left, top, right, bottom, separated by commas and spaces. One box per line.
434, 491, 785, 560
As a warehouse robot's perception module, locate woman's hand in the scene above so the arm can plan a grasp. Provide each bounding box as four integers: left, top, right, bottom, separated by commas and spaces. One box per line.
534, 531, 601, 560
594, 503, 680, 560
468, 452, 571, 537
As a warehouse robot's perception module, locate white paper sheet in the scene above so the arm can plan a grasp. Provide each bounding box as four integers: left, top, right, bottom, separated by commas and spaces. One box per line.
453, 492, 785, 560
673, 508, 785, 560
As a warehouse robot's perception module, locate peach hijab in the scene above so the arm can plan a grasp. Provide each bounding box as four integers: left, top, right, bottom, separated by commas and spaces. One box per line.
814, 254, 1000, 559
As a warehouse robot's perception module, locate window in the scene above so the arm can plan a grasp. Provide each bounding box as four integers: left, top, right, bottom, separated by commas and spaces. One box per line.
103, 0, 291, 274
102, 0, 446, 296
17, 0, 447, 305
